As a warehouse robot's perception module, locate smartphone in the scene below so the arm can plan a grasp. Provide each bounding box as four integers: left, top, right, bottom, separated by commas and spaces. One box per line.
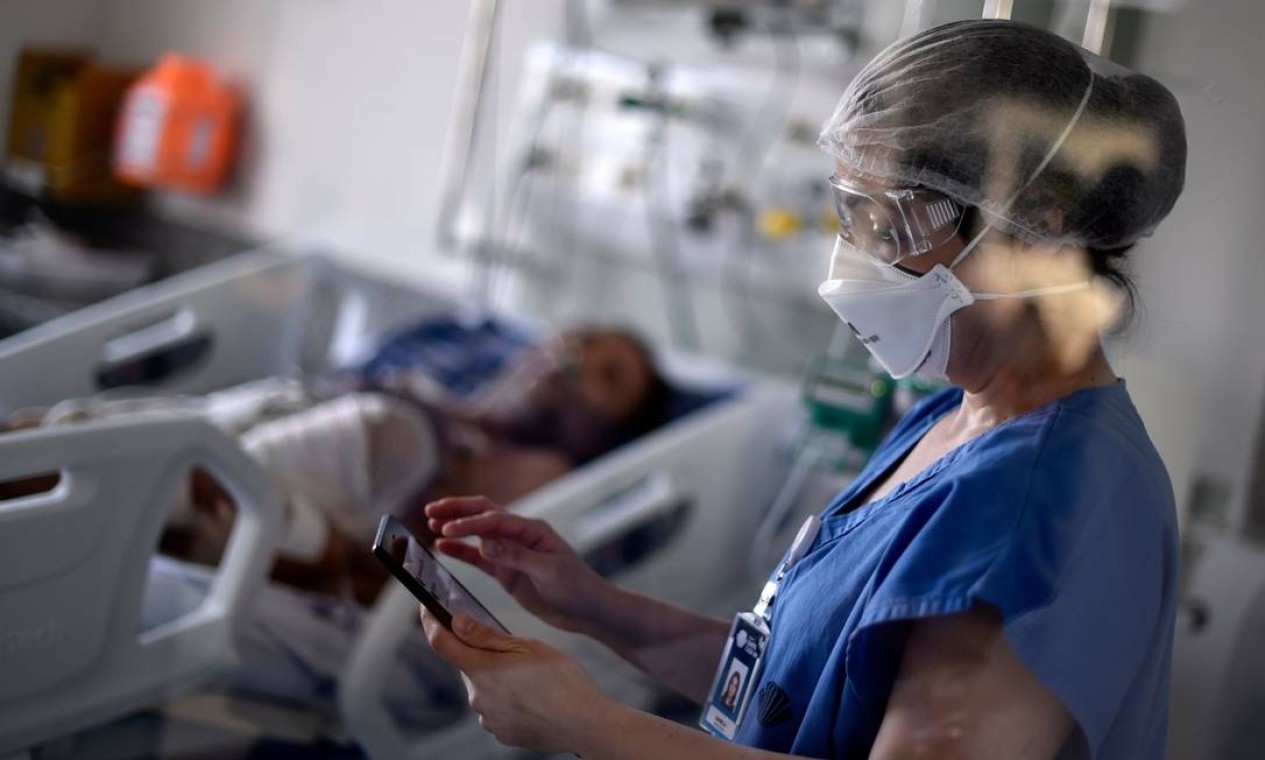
372, 514, 509, 633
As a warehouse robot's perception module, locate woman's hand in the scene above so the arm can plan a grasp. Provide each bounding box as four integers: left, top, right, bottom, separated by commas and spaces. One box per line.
422, 610, 612, 753
424, 495, 610, 635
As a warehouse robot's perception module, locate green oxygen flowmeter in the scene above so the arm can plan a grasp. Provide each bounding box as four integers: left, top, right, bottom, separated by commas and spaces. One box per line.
800, 355, 893, 456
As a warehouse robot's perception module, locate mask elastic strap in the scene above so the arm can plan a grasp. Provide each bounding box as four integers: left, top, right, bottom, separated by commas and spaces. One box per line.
972, 281, 1090, 300
948, 222, 991, 269
947, 77, 1095, 272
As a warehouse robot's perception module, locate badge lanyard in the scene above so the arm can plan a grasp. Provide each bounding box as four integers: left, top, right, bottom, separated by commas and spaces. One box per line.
700, 515, 821, 740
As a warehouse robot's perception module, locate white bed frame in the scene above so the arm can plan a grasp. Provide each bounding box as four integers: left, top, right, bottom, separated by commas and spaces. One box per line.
0, 247, 801, 758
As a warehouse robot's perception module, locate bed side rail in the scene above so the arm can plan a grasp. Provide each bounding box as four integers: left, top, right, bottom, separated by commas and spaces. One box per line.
0, 415, 283, 754
340, 383, 798, 758
0, 249, 322, 411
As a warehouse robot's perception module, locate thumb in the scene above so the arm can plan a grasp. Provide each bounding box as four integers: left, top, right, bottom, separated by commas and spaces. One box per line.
451, 614, 517, 653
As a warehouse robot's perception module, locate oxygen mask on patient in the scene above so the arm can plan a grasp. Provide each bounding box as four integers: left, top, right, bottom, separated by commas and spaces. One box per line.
474, 343, 627, 465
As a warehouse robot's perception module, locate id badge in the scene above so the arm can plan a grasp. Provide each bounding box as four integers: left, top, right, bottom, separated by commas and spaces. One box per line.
699, 611, 770, 740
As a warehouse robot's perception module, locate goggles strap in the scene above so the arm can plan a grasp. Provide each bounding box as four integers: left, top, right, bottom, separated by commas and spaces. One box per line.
1022, 78, 1094, 195
948, 77, 1094, 271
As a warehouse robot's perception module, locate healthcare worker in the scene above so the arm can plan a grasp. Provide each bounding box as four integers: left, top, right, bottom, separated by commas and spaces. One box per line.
419, 19, 1187, 759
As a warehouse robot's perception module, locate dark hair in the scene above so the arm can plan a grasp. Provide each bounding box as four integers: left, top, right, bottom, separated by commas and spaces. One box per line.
609, 329, 673, 438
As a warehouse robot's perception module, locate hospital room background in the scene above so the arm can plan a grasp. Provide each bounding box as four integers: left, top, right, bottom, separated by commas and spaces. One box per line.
0, 0, 1263, 757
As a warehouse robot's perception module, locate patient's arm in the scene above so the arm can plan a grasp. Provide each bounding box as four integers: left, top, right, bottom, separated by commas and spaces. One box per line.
169, 407, 578, 605
184, 469, 389, 605
427, 496, 731, 703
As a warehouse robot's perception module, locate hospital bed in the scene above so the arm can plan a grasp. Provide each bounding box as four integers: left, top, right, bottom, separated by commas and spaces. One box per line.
0, 246, 802, 758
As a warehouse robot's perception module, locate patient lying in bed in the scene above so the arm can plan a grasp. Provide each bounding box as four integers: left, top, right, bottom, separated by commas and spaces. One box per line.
0, 321, 674, 721
176, 324, 672, 604
6, 322, 670, 604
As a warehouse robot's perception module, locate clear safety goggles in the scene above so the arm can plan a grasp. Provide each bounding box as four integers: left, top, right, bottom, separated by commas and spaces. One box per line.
829, 175, 964, 266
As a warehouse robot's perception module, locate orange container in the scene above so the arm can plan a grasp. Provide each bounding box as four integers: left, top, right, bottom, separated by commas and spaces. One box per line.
113, 53, 238, 194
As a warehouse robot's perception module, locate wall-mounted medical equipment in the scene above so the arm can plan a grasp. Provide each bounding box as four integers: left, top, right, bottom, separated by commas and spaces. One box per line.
478, 37, 854, 370
799, 354, 890, 464
432, 0, 869, 375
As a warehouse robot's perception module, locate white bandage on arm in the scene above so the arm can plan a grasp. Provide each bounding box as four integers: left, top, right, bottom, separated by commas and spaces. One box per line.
240, 392, 440, 559
275, 493, 331, 562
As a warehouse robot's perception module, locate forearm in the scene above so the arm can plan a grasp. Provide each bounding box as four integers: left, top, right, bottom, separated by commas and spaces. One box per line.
569, 698, 808, 760
580, 583, 731, 703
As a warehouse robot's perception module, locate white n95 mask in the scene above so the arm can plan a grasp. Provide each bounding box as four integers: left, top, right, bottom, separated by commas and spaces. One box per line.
818, 235, 974, 379
818, 233, 1089, 380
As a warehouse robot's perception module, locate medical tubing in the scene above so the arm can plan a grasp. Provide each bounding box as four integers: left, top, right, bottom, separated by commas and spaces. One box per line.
728, 20, 801, 190
486, 55, 559, 305
470, 6, 504, 310
489, 0, 593, 309
643, 90, 702, 350
750, 440, 826, 578
436, 0, 503, 252
722, 26, 808, 369
540, 0, 593, 313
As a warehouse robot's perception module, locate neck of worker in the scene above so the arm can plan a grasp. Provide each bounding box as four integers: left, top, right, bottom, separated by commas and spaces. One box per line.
945, 298, 1118, 431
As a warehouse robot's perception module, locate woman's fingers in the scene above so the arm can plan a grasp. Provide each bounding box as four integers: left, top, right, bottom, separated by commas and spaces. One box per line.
425, 497, 500, 536
425, 496, 502, 521
441, 512, 553, 547
434, 538, 499, 575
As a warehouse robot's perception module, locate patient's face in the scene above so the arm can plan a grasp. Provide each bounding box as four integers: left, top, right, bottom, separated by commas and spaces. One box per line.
546, 329, 655, 424
488, 328, 658, 463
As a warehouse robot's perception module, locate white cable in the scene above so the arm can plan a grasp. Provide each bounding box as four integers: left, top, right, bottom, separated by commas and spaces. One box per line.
436, 0, 502, 252
720, 22, 804, 369
750, 440, 826, 579
487, 1, 592, 309
470, 5, 504, 311
643, 75, 702, 351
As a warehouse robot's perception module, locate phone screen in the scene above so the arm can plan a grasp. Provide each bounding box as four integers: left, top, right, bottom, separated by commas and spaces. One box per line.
373, 515, 509, 633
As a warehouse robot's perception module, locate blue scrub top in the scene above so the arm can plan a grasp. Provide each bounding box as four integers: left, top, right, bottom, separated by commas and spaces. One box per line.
734, 382, 1178, 758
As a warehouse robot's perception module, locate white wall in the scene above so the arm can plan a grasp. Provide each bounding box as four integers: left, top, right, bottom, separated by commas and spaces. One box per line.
1121, 0, 1265, 529
0, 0, 108, 137
88, 0, 566, 293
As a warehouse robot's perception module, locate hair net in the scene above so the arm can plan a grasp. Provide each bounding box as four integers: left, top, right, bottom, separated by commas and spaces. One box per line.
819, 19, 1187, 250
